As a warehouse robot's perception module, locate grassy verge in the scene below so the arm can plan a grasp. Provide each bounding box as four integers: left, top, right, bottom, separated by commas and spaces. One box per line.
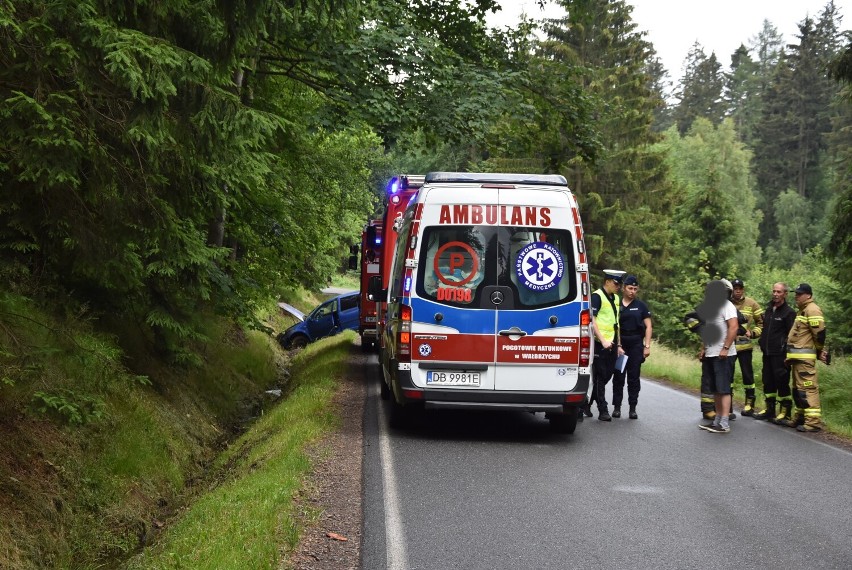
124, 332, 355, 570
0, 289, 291, 569
643, 344, 852, 438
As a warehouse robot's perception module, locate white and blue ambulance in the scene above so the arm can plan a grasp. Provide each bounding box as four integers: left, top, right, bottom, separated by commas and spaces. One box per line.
372, 172, 593, 433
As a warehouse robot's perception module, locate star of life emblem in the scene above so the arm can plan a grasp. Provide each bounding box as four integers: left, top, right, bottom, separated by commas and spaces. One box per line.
515, 242, 564, 292
419, 343, 432, 357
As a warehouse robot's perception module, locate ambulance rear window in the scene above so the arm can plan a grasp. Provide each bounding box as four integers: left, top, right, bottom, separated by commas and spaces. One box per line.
502, 228, 576, 307
416, 226, 577, 309
419, 226, 489, 307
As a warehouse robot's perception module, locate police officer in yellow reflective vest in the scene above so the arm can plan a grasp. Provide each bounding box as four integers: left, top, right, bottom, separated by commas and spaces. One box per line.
729, 279, 763, 416
783, 283, 827, 433
587, 269, 625, 422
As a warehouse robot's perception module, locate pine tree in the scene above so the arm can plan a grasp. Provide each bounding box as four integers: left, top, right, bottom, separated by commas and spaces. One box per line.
532, 0, 676, 288
672, 43, 726, 135
752, 6, 844, 252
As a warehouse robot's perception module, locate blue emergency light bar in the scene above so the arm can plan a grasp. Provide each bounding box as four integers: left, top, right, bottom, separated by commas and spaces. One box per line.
425, 172, 568, 186
386, 174, 426, 195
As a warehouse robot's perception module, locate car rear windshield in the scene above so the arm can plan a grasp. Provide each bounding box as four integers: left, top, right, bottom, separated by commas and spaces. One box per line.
416, 225, 577, 309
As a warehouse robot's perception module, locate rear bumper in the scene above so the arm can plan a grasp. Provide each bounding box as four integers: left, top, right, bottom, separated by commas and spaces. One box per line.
391, 359, 589, 413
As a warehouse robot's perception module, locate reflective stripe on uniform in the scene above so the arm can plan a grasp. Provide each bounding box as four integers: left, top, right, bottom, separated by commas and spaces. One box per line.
787, 347, 817, 359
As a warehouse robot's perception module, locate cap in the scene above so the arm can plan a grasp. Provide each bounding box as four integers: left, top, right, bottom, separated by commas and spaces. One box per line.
623, 275, 639, 286
603, 269, 626, 284
795, 283, 813, 295
731, 278, 745, 288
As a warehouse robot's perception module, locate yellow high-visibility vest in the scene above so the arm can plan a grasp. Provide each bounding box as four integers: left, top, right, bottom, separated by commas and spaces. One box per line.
593, 289, 620, 342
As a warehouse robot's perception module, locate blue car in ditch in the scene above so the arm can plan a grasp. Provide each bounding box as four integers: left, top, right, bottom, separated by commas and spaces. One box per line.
276, 291, 360, 349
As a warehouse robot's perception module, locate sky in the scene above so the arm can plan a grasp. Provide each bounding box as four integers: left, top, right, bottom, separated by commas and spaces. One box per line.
486, 0, 852, 79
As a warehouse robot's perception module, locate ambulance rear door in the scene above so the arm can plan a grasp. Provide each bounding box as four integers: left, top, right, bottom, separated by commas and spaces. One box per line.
410, 185, 500, 391
493, 187, 583, 392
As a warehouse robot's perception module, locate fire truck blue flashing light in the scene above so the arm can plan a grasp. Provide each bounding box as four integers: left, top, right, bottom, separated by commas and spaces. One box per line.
404, 276, 412, 293
376, 238, 382, 244
388, 178, 401, 195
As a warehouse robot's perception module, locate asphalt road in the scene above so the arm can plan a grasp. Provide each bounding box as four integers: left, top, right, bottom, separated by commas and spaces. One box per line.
360, 355, 852, 570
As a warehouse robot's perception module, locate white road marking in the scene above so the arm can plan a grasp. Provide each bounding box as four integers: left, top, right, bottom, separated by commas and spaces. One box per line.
375, 383, 409, 570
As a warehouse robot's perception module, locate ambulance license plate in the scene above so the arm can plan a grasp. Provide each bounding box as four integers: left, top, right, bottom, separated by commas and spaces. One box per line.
426, 371, 481, 387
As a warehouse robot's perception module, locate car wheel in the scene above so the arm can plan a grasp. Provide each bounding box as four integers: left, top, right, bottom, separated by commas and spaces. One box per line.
289, 335, 309, 350
549, 410, 578, 434
275, 333, 288, 348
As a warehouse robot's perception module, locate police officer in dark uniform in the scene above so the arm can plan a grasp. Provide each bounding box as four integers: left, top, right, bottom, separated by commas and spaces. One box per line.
611, 275, 652, 419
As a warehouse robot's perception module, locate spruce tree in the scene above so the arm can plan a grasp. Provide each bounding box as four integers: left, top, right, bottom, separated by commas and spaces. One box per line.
534, 0, 676, 288
672, 43, 726, 135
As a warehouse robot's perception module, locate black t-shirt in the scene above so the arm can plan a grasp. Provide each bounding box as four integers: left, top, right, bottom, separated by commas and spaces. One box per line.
619, 298, 651, 336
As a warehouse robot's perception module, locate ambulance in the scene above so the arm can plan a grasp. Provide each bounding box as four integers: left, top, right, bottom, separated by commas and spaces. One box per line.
372, 172, 592, 433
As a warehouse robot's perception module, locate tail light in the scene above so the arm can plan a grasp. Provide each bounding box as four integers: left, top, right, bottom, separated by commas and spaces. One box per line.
579, 309, 591, 367
398, 303, 412, 362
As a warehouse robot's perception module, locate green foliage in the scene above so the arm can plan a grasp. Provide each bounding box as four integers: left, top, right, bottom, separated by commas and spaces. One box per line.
125, 333, 355, 570
32, 389, 105, 425
672, 43, 726, 135
765, 189, 812, 266
662, 119, 761, 279
500, 0, 676, 288
752, 7, 845, 249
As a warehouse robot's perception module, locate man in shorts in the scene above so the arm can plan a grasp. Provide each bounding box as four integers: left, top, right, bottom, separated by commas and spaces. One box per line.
697, 280, 739, 433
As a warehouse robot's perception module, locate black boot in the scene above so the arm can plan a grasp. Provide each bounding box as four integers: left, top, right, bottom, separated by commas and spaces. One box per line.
773, 400, 792, 425
742, 395, 756, 416
752, 398, 776, 421
582, 403, 593, 417
598, 406, 612, 421
612, 406, 621, 418
629, 405, 638, 419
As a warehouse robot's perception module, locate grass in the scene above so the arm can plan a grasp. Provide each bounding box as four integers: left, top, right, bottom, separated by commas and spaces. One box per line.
0, 290, 284, 569
123, 332, 355, 570
644, 343, 852, 438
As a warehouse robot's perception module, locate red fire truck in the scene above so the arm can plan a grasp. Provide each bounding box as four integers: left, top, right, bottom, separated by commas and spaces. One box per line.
357, 219, 383, 351
359, 175, 424, 351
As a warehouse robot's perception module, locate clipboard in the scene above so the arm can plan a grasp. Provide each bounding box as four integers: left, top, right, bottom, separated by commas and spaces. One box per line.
615, 353, 628, 373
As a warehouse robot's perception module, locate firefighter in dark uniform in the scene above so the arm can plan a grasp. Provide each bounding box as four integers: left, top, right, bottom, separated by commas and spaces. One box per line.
729, 279, 763, 416
611, 275, 652, 420
783, 283, 827, 432
753, 282, 796, 423
586, 269, 625, 422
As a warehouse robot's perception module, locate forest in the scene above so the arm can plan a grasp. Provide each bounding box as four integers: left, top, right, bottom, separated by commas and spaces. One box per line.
1, 0, 851, 362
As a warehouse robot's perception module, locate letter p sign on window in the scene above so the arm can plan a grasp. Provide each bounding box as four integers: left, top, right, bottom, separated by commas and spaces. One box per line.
435, 241, 478, 287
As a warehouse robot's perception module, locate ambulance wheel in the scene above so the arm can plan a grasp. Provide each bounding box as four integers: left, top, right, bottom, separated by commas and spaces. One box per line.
289, 335, 309, 350
549, 411, 578, 434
